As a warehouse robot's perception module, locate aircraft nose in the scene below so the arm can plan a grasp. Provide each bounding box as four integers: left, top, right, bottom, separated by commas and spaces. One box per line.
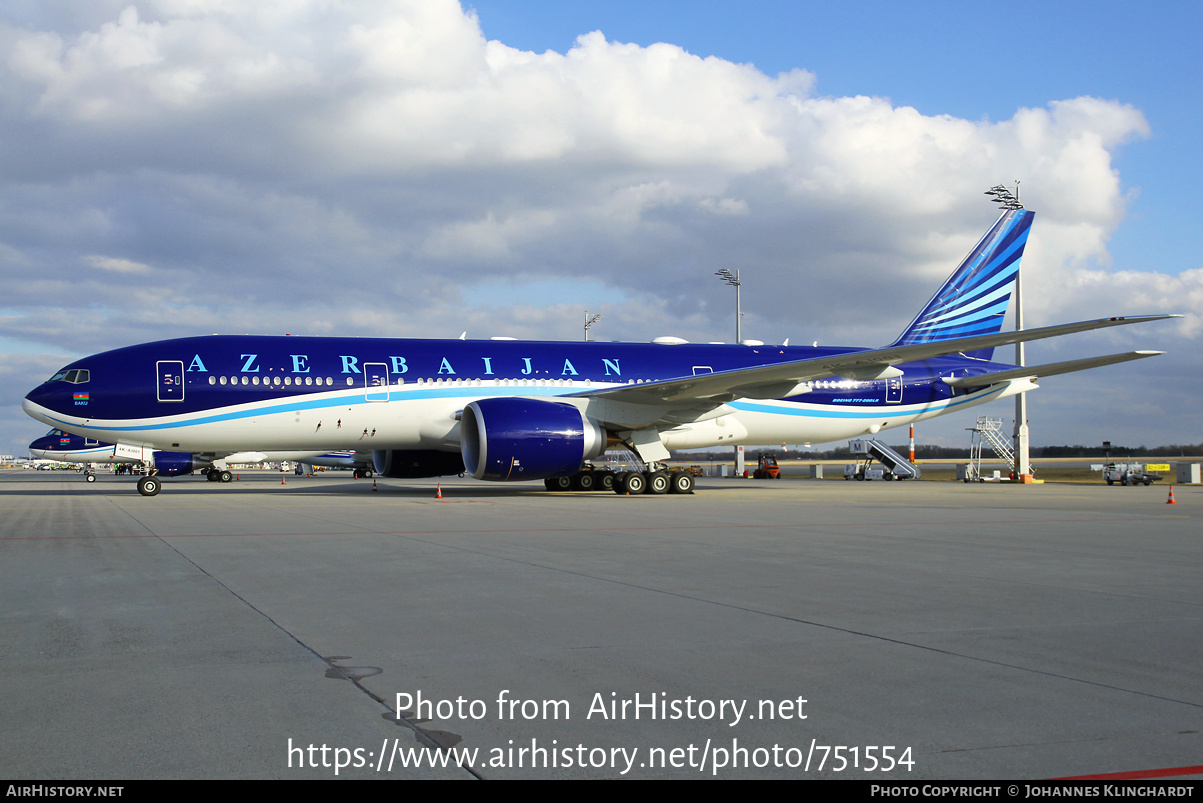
23, 383, 62, 424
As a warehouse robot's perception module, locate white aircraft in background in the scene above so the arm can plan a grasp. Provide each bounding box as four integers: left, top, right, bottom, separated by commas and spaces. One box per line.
27, 429, 367, 483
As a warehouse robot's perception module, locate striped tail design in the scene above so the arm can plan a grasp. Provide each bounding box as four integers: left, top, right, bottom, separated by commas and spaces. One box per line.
891, 209, 1034, 361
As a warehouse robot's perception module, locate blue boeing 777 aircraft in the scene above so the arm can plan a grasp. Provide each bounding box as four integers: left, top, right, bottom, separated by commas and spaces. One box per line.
23, 205, 1174, 496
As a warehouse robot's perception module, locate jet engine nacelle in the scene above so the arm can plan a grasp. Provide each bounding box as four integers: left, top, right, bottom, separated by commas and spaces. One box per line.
460, 397, 606, 481
373, 449, 466, 479
152, 451, 195, 476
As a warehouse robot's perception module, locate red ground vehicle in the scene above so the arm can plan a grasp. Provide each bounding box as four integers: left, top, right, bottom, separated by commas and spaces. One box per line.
752, 454, 781, 479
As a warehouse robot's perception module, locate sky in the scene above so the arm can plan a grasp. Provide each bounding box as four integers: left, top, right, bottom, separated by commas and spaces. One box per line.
1, 0, 1200, 457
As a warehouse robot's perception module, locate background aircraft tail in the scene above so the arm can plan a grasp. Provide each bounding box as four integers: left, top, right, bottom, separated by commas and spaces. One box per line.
891, 208, 1034, 361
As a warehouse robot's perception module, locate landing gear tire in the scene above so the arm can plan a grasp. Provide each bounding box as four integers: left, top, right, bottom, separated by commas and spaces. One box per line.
572, 472, 596, 492
647, 471, 670, 495
206, 470, 220, 482
220, 470, 233, 483
669, 471, 694, 494
85, 472, 96, 483
545, 475, 572, 492
595, 471, 615, 492
138, 476, 161, 497
617, 471, 646, 495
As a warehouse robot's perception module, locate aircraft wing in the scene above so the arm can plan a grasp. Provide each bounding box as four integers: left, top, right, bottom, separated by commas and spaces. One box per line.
576, 315, 1176, 408
942, 351, 1164, 388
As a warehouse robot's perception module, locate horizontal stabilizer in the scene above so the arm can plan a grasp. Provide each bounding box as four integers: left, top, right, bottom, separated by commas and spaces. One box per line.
942, 351, 1165, 388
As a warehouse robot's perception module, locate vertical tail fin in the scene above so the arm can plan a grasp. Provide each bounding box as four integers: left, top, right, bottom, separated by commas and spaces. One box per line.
891, 209, 1034, 360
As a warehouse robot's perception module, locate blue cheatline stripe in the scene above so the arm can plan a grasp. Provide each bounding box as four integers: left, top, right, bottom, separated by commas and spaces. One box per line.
729, 387, 1004, 420
40, 448, 112, 459
40, 385, 578, 433
38, 383, 1007, 435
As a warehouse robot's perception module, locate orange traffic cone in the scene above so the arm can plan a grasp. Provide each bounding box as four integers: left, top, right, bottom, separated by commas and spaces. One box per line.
236, 474, 240, 481
372, 479, 378, 492
436, 483, 443, 500
281, 475, 286, 486
1167, 485, 1178, 505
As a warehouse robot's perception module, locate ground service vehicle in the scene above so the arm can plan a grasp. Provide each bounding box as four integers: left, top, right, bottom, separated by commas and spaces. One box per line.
753, 454, 781, 479
1103, 463, 1161, 486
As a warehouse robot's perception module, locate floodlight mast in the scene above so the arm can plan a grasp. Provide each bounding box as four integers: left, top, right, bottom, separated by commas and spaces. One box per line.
715, 268, 742, 343
985, 182, 1023, 210
986, 182, 1032, 481
583, 310, 603, 342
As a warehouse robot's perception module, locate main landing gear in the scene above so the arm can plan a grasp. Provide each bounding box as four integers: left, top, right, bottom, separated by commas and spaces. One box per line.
204, 469, 233, 483
543, 466, 694, 495
137, 476, 161, 496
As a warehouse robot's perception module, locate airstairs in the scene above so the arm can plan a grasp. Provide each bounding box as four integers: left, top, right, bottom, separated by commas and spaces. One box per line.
964, 416, 1018, 482
847, 438, 922, 480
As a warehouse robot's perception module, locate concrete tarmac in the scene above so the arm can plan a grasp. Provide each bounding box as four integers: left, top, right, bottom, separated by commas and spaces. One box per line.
1, 469, 1199, 779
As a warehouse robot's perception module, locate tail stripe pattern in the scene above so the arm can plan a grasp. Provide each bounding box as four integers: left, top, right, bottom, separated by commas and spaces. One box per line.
892, 209, 1034, 355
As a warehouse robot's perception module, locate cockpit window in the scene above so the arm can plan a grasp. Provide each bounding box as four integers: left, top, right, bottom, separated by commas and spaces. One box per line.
48, 368, 90, 383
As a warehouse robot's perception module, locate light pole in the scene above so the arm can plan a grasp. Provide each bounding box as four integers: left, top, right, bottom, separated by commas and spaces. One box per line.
714, 268, 742, 343
584, 310, 603, 342
714, 269, 744, 472
985, 182, 1031, 481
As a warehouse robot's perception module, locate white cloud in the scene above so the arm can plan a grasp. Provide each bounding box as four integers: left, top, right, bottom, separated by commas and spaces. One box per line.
83, 254, 153, 273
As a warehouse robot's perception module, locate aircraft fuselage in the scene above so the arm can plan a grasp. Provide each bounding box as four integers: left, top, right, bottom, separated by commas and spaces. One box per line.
23, 335, 1021, 456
